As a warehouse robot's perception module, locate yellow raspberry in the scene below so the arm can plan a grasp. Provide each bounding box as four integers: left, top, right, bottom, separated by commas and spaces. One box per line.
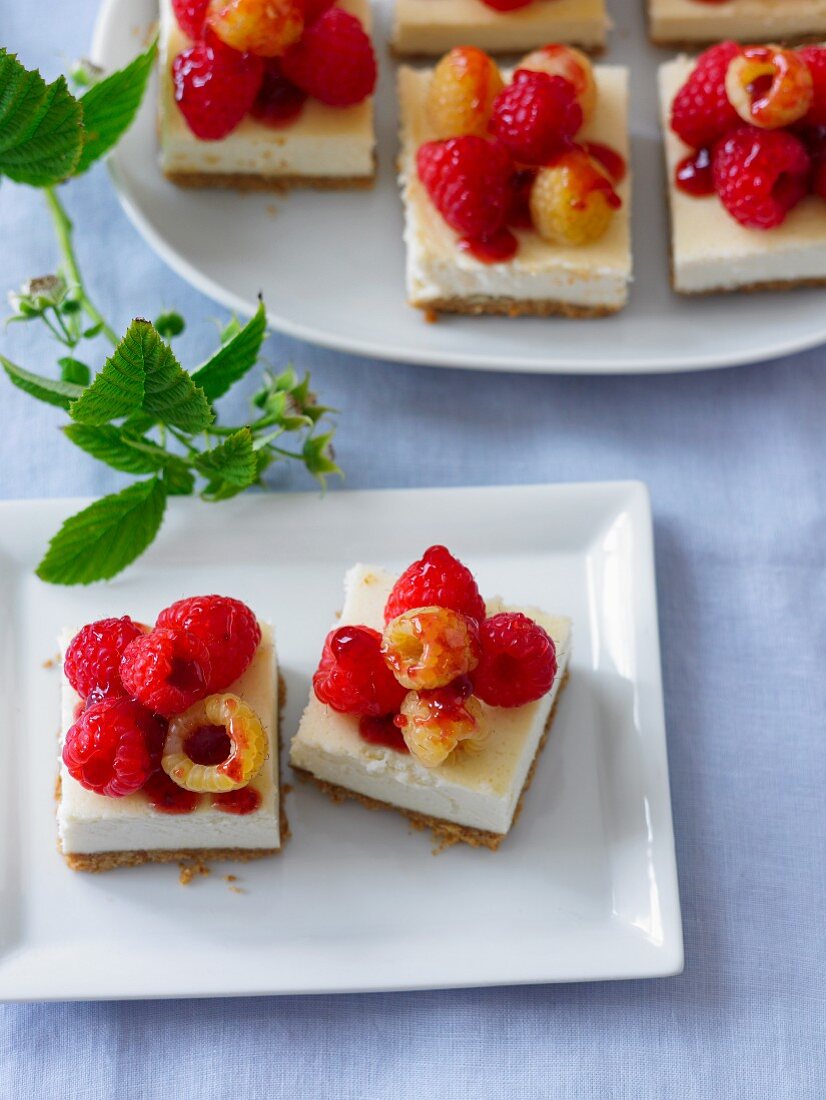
518, 45, 597, 125
398, 680, 487, 768
426, 47, 504, 139
162, 693, 268, 793
382, 606, 480, 691
207, 0, 304, 57
529, 148, 620, 247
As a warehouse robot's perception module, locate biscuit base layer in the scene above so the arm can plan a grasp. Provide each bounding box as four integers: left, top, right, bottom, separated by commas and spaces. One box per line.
650, 31, 826, 49
412, 295, 621, 319
164, 169, 376, 192
294, 670, 569, 851
58, 676, 289, 872
673, 275, 826, 297
390, 42, 605, 59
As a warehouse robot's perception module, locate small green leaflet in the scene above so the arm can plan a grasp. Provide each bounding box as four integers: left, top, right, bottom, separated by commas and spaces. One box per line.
36, 478, 167, 585
0, 354, 85, 410
70, 320, 214, 432
58, 357, 91, 386
195, 428, 259, 500
75, 39, 157, 175
62, 422, 168, 475
0, 50, 83, 185
191, 301, 267, 402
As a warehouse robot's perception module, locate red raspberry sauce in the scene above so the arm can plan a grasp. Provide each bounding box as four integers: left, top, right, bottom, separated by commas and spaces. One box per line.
583, 141, 627, 184
213, 787, 262, 814
359, 714, 409, 753
457, 227, 519, 264
675, 148, 715, 196
142, 770, 200, 814
185, 724, 231, 765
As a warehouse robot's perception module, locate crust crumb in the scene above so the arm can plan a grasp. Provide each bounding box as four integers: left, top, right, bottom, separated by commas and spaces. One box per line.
179, 861, 211, 886
282, 782, 293, 795
423, 309, 439, 324
43, 654, 59, 669
225, 873, 238, 882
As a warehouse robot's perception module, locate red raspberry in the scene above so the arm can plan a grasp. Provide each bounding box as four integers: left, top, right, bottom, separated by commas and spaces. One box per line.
172, 0, 210, 38
64, 617, 147, 702
489, 70, 583, 165
805, 128, 826, 200
799, 47, 826, 127
63, 698, 166, 798
172, 40, 263, 140
713, 127, 810, 229
478, 0, 532, 9
313, 625, 407, 716
120, 628, 212, 717
384, 545, 487, 625
472, 613, 557, 708
670, 41, 741, 150
304, 0, 336, 22
250, 59, 307, 126
416, 136, 513, 239
281, 9, 376, 107
156, 595, 261, 690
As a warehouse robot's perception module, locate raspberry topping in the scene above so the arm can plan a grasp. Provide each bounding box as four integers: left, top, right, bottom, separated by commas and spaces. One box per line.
670, 40, 742, 150
64, 616, 147, 702
142, 770, 200, 814
397, 676, 486, 768
477, 0, 532, 10
172, 40, 263, 140
156, 594, 261, 692
304, 0, 335, 21
416, 137, 513, 244
281, 8, 377, 107
250, 58, 307, 126
712, 127, 810, 230
206, 0, 304, 57
120, 627, 212, 717
472, 612, 557, 708
800, 47, 826, 127
63, 698, 166, 798
382, 606, 480, 690
313, 625, 407, 717
530, 147, 620, 247
383, 545, 487, 626
425, 46, 504, 140
173, 0, 210, 38
489, 69, 583, 166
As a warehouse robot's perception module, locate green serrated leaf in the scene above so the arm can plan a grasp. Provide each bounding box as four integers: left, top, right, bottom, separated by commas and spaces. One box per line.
1, 354, 85, 409
303, 431, 341, 483
0, 50, 83, 185
162, 461, 196, 497
191, 301, 267, 402
36, 478, 167, 585
63, 422, 165, 474
195, 427, 257, 484
58, 356, 91, 386
74, 39, 157, 174
70, 319, 214, 431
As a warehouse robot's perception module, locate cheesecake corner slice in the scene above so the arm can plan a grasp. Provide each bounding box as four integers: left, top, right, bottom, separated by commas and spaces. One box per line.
648, 0, 826, 48
58, 620, 286, 872
289, 562, 572, 850
392, 0, 609, 59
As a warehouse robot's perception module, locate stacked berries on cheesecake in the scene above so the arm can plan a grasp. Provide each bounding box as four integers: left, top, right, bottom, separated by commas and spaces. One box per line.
398, 45, 631, 317
392, 0, 609, 59
661, 42, 826, 294
649, 0, 826, 49
58, 595, 284, 871
159, 0, 378, 189
290, 547, 572, 849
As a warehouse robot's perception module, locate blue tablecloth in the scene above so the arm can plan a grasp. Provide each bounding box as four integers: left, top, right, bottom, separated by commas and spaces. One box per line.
2, 5, 825, 1097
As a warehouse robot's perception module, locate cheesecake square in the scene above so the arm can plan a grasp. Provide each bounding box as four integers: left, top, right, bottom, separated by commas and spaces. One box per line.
649, 0, 826, 48
158, 0, 377, 190
660, 55, 826, 295
290, 565, 572, 849
398, 63, 632, 317
392, 0, 609, 58
58, 623, 285, 871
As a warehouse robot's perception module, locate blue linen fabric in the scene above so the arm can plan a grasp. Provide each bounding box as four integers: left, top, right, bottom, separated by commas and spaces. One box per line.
1, 5, 825, 1098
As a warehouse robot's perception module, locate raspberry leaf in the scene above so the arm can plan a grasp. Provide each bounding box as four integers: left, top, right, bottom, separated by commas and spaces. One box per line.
302, 431, 341, 484
62, 422, 171, 475
0, 353, 85, 409
162, 462, 196, 497
70, 320, 215, 432
36, 478, 167, 585
74, 39, 157, 175
190, 301, 267, 401
58, 357, 91, 386
0, 50, 84, 185
194, 428, 259, 500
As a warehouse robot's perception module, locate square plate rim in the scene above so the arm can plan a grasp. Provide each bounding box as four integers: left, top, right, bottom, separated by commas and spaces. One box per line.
0, 480, 684, 1000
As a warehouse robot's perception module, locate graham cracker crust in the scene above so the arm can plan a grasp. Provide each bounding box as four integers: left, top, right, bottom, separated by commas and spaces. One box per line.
164, 167, 376, 192
389, 42, 605, 60
674, 275, 826, 297
412, 296, 622, 319
293, 669, 570, 851
58, 674, 290, 873
650, 31, 826, 50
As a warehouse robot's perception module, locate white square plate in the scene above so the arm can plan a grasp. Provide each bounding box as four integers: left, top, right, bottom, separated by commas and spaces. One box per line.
0, 482, 682, 1000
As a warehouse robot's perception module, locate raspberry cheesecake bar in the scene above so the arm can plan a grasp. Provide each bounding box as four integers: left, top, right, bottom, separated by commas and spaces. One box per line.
159, 0, 377, 189
649, 0, 826, 48
290, 547, 571, 849
661, 42, 826, 294
392, 0, 609, 59
58, 596, 285, 871
398, 46, 631, 317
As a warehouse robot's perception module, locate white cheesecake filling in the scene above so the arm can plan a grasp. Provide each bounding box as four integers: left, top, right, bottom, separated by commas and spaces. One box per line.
649, 0, 826, 44
158, 0, 375, 179
398, 65, 632, 312
392, 0, 608, 56
58, 625, 281, 854
290, 565, 572, 836
660, 57, 826, 294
